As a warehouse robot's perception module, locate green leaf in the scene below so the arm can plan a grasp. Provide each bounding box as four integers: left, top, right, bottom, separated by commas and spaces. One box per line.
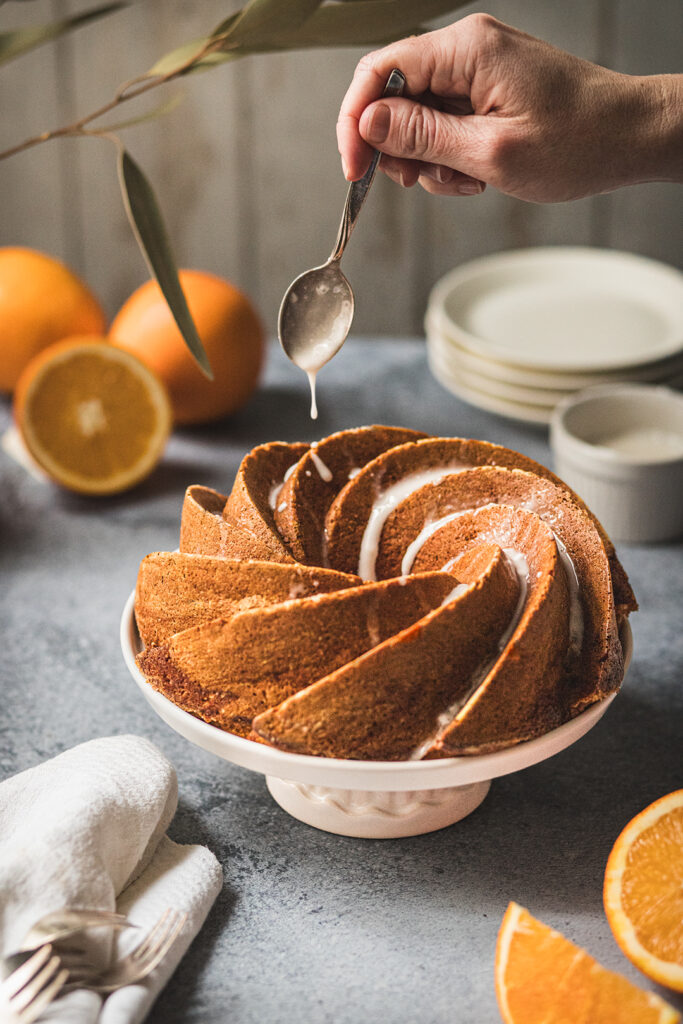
208, 11, 242, 39
0, 2, 126, 65
150, 0, 470, 75
236, 0, 472, 50
147, 0, 322, 78
216, 0, 323, 48
147, 37, 233, 78
117, 148, 214, 380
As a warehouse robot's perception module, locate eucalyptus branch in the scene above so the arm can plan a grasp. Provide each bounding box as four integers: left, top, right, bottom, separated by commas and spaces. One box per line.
1, 0, 468, 373
0, 33, 226, 161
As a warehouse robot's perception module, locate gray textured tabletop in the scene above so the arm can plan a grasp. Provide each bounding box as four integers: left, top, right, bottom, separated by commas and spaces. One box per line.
1, 338, 682, 1023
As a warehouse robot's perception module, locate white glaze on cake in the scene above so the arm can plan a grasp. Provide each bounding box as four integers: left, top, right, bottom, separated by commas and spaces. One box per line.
358, 464, 470, 581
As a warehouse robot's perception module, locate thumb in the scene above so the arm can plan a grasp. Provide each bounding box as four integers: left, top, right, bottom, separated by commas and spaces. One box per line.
359, 98, 484, 179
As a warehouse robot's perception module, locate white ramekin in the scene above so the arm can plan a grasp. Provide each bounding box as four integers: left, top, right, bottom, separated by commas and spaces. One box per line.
550, 384, 683, 543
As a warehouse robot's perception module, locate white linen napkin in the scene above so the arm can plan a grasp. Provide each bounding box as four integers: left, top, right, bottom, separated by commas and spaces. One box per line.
0, 735, 222, 1023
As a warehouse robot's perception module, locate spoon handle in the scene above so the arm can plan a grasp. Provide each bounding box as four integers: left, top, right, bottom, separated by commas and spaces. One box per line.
329, 68, 406, 263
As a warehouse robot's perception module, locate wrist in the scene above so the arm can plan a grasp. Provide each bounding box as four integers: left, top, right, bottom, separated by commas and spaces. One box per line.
621, 73, 683, 185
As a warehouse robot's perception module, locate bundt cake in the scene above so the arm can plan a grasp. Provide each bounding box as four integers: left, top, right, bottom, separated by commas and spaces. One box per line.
135, 425, 637, 760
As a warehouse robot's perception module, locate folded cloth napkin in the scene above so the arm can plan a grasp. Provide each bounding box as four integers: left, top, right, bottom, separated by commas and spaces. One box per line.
0, 735, 222, 1023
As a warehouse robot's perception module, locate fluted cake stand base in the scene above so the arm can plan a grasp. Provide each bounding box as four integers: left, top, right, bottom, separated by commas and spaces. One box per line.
121, 592, 631, 839
266, 777, 491, 838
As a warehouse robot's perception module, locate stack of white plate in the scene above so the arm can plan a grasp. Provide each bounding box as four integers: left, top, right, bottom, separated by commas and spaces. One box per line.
426, 247, 683, 425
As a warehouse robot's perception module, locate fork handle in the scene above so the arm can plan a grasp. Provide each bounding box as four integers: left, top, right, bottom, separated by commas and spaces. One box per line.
329, 68, 406, 263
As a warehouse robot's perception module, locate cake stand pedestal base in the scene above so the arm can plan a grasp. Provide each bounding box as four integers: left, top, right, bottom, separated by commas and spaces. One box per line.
265, 777, 491, 838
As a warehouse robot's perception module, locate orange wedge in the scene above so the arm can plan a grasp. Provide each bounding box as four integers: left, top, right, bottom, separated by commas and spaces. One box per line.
604, 790, 683, 992
495, 902, 679, 1023
14, 337, 172, 495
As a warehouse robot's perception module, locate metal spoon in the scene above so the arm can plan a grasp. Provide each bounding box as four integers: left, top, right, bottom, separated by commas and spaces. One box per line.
278, 68, 406, 418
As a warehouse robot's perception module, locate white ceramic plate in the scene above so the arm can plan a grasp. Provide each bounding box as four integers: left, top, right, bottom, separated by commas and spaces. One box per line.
427, 330, 570, 406
427, 319, 574, 403
427, 348, 555, 425
425, 308, 683, 390
428, 248, 683, 373
121, 591, 632, 837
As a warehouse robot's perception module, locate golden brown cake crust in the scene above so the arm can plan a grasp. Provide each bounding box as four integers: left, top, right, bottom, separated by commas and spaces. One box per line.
367, 465, 624, 713
135, 551, 361, 647
273, 425, 427, 564
135, 425, 636, 761
324, 436, 636, 619
252, 546, 521, 760
138, 570, 467, 737
221, 441, 309, 562
179, 485, 230, 557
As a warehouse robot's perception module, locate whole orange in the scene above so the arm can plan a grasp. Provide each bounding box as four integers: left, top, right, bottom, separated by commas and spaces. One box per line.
0, 247, 106, 393
109, 270, 264, 425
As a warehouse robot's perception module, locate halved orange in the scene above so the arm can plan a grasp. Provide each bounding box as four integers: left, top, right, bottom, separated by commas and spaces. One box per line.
14, 337, 172, 495
604, 790, 683, 992
495, 902, 679, 1023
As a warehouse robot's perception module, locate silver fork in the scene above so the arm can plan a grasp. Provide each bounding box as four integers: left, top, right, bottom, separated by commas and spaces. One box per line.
65, 908, 187, 994
0, 945, 69, 1024
18, 907, 132, 952
1, 907, 134, 984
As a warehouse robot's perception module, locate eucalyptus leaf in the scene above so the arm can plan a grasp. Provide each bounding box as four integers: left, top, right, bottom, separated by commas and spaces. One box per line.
147, 37, 231, 78
233, 0, 472, 50
208, 11, 241, 39
218, 0, 322, 49
117, 148, 214, 379
0, 1, 125, 65
150, 0, 470, 75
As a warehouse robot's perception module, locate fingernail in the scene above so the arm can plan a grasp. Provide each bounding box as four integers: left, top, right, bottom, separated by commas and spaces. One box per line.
341, 157, 350, 180
457, 180, 483, 195
365, 103, 391, 144
435, 167, 455, 184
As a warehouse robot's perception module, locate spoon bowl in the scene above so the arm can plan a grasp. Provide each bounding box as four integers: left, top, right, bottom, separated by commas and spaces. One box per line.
278, 68, 405, 417
278, 264, 354, 417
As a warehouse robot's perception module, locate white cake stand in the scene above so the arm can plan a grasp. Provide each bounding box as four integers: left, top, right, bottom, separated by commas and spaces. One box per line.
120, 592, 631, 839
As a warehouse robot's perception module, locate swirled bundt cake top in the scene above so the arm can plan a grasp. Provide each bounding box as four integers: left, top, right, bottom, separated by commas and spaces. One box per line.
135, 425, 636, 761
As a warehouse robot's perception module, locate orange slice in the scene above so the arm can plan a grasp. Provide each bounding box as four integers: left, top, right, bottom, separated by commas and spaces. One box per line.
604, 790, 683, 992
495, 902, 680, 1023
14, 337, 172, 495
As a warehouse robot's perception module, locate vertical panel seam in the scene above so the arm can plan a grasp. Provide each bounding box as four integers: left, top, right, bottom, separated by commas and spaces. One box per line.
52, 0, 86, 271
592, 0, 618, 250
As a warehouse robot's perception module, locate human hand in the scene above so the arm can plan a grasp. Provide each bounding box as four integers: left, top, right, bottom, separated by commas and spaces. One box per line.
337, 14, 682, 203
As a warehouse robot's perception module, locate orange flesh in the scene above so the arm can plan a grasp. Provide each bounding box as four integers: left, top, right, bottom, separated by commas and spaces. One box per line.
496, 903, 679, 1024
26, 352, 159, 478
621, 806, 683, 964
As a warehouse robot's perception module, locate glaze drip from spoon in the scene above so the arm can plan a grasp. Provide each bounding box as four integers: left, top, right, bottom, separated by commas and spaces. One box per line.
277, 69, 406, 419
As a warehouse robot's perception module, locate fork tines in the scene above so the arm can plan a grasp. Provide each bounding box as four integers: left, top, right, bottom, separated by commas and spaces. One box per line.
1, 945, 69, 1023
